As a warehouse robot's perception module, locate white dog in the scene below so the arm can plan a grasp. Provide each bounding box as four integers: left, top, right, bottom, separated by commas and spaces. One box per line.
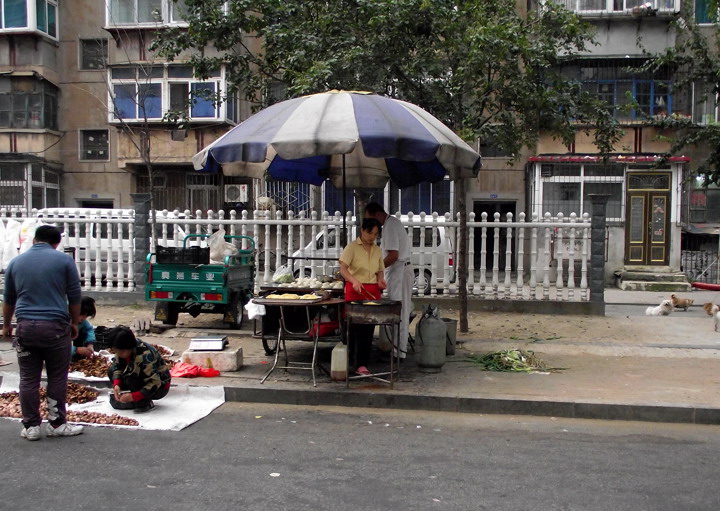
711, 305, 720, 332
645, 300, 673, 316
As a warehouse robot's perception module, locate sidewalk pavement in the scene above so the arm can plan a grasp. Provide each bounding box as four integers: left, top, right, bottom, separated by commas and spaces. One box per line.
1, 288, 719, 427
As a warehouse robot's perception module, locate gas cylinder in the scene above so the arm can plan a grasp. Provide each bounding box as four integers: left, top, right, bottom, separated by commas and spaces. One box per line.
415, 305, 447, 373
331, 342, 348, 381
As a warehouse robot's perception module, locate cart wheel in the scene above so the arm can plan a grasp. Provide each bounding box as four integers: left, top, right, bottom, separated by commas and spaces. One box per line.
262, 336, 279, 356
155, 302, 179, 326
224, 293, 243, 330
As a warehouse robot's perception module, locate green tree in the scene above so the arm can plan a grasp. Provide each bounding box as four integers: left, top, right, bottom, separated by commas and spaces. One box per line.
154, 0, 624, 330
639, 2, 720, 185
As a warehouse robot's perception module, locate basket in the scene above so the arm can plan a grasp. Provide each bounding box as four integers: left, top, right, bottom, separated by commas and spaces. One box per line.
156, 245, 210, 265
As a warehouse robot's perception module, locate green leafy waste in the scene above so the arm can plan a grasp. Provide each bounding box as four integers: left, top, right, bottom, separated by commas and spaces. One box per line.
466, 349, 563, 373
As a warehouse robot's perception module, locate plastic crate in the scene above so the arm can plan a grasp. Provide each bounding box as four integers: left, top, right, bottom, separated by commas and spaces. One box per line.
93, 326, 112, 350
156, 246, 210, 265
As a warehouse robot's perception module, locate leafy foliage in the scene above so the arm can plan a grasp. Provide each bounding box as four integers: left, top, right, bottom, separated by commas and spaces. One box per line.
640, 2, 720, 184
152, 0, 624, 158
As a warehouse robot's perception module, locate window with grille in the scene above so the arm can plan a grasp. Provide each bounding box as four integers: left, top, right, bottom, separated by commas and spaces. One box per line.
80, 39, 108, 70
560, 58, 690, 121
80, 130, 110, 161
536, 163, 625, 221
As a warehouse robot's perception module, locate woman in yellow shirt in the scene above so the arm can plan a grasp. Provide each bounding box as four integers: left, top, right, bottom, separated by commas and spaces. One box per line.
339, 218, 387, 375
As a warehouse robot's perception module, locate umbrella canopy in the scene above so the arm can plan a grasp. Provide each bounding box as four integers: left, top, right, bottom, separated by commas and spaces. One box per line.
193, 90, 481, 189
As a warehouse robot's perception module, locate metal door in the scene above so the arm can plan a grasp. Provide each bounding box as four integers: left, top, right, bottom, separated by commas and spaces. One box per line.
624, 172, 671, 265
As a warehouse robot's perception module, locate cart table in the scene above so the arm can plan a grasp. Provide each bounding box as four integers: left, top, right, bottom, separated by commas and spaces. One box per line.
344, 299, 402, 388
253, 297, 344, 386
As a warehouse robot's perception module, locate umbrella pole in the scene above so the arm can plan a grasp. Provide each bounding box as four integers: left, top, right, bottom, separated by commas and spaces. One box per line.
342, 154, 347, 246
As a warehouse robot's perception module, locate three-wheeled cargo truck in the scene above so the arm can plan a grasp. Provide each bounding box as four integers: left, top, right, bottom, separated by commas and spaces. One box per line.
145, 234, 255, 328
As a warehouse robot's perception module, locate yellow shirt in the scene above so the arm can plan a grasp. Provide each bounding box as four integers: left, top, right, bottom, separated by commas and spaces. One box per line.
339, 237, 385, 284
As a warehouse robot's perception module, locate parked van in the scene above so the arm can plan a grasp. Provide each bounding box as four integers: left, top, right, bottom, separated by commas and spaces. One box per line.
291, 216, 455, 294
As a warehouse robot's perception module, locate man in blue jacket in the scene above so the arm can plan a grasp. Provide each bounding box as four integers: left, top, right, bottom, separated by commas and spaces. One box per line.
2, 225, 84, 441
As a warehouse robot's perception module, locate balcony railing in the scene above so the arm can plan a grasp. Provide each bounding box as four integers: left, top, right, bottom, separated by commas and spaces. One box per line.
556, 0, 679, 16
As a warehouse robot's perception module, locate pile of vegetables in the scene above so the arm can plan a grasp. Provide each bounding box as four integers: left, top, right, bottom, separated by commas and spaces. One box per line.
466, 349, 560, 373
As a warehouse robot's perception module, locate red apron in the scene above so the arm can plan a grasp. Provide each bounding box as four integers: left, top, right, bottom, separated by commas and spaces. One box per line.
344, 282, 381, 302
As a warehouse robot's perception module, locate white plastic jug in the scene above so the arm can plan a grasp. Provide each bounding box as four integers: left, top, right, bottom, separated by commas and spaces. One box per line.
331, 343, 347, 381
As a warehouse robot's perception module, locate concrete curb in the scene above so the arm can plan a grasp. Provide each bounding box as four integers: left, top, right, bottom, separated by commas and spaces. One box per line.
223, 386, 720, 426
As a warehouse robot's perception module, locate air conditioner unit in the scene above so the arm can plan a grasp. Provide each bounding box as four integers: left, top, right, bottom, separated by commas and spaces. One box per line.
224, 184, 247, 203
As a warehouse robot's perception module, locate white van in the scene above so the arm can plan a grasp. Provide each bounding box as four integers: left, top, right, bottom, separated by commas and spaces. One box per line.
291, 216, 455, 294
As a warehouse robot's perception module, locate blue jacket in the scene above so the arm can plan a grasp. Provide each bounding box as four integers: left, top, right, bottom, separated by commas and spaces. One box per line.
3, 243, 82, 322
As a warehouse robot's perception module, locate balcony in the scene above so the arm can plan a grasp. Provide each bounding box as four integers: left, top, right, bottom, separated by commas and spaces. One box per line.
556, 0, 679, 18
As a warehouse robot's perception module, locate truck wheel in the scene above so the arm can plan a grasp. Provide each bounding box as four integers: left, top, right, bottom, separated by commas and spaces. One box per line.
155, 302, 179, 326
262, 336, 279, 356
224, 293, 243, 330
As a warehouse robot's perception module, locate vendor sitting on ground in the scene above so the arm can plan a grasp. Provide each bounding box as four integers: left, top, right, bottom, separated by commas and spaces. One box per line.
339, 217, 387, 376
72, 296, 97, 360
107, 326, 171, 413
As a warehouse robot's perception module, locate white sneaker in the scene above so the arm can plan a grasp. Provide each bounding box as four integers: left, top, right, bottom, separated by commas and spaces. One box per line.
45, 423, 84, 437
20, 425, 41, 441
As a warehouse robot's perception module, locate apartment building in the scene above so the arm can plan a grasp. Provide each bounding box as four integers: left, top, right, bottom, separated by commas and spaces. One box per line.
522, 0, 700, 287
0, 0, 255, 213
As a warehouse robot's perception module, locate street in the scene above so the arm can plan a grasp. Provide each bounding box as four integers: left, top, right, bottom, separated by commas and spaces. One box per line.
1, 404, 718, 510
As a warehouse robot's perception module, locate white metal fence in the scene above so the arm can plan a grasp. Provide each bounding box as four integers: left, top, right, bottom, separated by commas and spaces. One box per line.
1, 208, 592, 300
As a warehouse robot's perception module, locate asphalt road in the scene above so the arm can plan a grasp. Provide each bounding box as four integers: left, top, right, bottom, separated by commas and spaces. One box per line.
1, 404, 718, 511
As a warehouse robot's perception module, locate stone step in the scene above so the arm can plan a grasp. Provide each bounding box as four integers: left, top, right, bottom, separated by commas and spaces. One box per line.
617, 280, 693, 292
616, 271, 689, 283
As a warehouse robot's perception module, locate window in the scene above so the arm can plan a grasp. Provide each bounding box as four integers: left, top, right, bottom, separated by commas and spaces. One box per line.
35, 0, 57, 37
110, 65, 227, 122
106, 0, 189, 26
2, 0, 27, 28
696, 0, 718, 23
80, 130, 110, 161
536, 163, 624, 221
0, 77, 58, 130
689, 189, 720, 222
0, 0, 57, 37
80, 39, 108, 70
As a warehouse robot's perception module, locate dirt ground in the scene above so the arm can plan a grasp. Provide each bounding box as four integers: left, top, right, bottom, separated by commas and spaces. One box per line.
90, 302, 647, 346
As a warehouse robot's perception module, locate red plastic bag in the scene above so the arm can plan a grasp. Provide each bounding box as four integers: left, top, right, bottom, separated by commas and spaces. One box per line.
170, 362, 221, 378
198, 367, 221, 377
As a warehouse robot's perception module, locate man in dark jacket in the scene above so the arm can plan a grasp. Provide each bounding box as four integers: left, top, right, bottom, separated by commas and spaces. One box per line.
107, 326, 171, 413
2, 225, 83, 441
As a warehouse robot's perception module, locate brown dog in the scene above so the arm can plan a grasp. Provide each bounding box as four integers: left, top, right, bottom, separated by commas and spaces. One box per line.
670, 294, 693, 311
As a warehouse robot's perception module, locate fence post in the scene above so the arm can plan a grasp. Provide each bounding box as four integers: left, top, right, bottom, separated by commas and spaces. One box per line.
588, 194, 609, 309
131, 193, 152, 292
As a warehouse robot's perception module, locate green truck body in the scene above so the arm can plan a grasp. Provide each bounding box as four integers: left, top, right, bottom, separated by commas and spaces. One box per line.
145, 234, 255, 327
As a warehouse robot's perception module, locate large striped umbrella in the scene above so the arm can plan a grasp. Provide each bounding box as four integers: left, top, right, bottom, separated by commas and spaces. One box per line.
192, 90, 481, 190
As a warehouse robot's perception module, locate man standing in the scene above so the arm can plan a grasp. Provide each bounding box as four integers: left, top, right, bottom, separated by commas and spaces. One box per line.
2, 225, 84, 440
364, 202, 413, 360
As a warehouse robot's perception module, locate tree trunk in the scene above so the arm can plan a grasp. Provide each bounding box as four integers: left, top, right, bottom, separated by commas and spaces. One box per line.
140, 130, 158, 251
457, 177, 468, 333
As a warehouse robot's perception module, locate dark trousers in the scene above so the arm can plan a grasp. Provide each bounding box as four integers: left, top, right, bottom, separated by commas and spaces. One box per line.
107, 369, 169, 409
350, 324, 374, 368
15, 319, 72, 428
